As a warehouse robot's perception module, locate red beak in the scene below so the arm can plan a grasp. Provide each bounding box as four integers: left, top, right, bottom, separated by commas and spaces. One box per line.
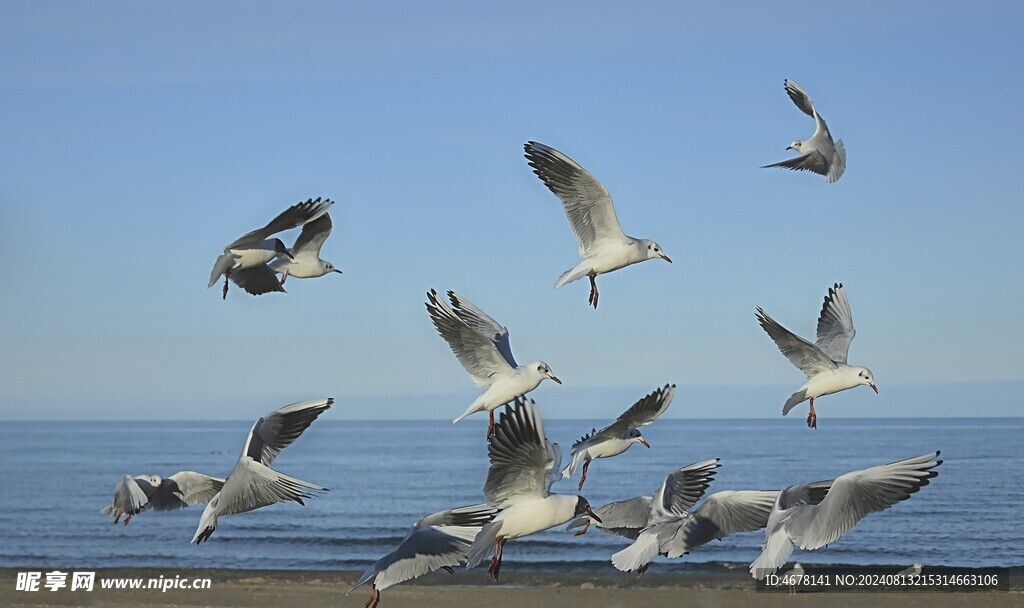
870, 383, 879, 394
549, 375, 562, 384
660, 254, 672, 263
639, 438, 651, 448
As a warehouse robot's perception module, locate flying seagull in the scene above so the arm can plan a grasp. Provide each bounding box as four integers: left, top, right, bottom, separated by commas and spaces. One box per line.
208, 197, 333, 299
756, 283, 877, 429
270, 212, 343, 285
762, 80, 846, 183
192, 398, 332, 543
425, 289, 560, 437
750, 451, 942, 579
349, 504, 497, 608
608, 465, 780, 576
100, 472, 224, 525
562, 384, 675, 490
524, 141, 672, 309
465, 399, 600, 581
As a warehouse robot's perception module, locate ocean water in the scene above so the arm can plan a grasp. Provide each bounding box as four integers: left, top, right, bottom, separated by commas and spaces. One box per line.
1, 417, 1021, 573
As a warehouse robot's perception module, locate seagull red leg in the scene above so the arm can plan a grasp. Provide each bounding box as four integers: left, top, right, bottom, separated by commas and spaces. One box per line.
487, 411, 495, 439
807, 398, 817, 429
588, 274, 600, 309
574, 520, 591, 536
636, 563, 650, 579
222, 273, 230, 300
578, 460, 590, 491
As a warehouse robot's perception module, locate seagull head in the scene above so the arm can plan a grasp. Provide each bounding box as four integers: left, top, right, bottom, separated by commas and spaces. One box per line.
786, 140, 803, 152
627, 428, 650, 448
573, 496, 602, 523
323, 261, 343, 275
642, 240, 672, 263
533, 361, 561, 385
272, 238, 294, 260
856, 368, 878, 393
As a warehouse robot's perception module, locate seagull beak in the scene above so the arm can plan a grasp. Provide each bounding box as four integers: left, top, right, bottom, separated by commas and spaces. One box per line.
284, 251, 295, 260
870, 383, 879, 394
549, 375, 562, 385
331, 269, 343, 274
786, 146, 794, 151
587, 508, 602, 524
660, 254, 672, 263
639, 438, 651, 448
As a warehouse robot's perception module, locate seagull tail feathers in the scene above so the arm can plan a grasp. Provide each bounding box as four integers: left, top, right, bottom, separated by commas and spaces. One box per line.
191, 500, 219, 544
465, 520, 502, 569
750, 531, 795, 579
782, 390, 808, 416
611, 532, 660, 572
554, 263, 591, 289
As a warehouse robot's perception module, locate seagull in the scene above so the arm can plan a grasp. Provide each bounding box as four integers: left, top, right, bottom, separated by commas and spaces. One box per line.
762, 80, 846, 183
208, 197, 333, 299
269, 212, 342, 285
100, 471, 224, 525
783, 562, 805, 595
898, 563, 924, 576
465, 399, 600, 581
562, 384, 675, 490
524, 141, 672, 309
349, 504, 497, 608
192, 398, 332, 544
756, 283, 877, 429
425, 289, 560, 437
749, 451, 942, 579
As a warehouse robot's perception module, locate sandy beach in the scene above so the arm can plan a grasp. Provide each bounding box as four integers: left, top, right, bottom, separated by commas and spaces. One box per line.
3, 568, 1020, 608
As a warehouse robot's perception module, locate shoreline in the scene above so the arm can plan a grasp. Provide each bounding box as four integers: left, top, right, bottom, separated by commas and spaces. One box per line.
3, 568, 1020, 607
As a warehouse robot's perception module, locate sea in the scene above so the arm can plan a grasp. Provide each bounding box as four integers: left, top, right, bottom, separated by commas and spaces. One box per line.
1, 418, 1021, 573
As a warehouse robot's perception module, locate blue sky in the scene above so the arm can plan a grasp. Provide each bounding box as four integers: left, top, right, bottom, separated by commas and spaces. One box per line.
1, 2, 1021, 420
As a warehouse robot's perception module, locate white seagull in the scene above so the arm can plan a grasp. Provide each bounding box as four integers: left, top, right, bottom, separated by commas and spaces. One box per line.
562, 384, 675, 490
756, 283, 877, 429
425, 289, 560, 437
349, 504, 497, 608
100, 471, 224, 525
749, 451, 942, 579
192, 398, 332, 544
762, 80, 846, 183
269, 212, 343, 285
208, 197, 333, 299
465, 399, 600, 581
524, 141, 672, 309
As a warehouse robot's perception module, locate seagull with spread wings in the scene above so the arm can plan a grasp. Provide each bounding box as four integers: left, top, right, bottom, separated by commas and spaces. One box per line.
192, 398, 332, 544
465, 399, 600, 581
100, 471, 224, 525
425, 289, 560, 437
750, 452, 942, 579
562, 384, 675, 490
348, 504, 497, 608
524, 141, 672, 309
762, 80, 846, 183
756, 283, 877, 429
270, 212, 343, 285
208, 197, 332, 299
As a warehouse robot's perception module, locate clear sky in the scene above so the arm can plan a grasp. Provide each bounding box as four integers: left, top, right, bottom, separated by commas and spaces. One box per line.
1, 2, 1021, 420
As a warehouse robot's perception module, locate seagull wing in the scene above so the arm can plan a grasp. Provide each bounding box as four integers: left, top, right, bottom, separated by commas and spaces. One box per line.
240, 398, 334, 467
670, 490, 780, 554
214, 457, 328, 517
483, 400, 551, 508
652, 459, 721, 518
591, 384, 676, 444
791, 452, 942, 551
226, 197, 333, 250
290, 213, 333, 260
815, 283, 856, 363
447, 290, 517, 368
426, 289, 515, 386
229, 265, 287, 296
756, 308, 838, 376
101, 475, 151, 517
762, 151, 830, 177
524, 141, 628, 256
349, 504, 497, 594
784, 80, 816, 118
